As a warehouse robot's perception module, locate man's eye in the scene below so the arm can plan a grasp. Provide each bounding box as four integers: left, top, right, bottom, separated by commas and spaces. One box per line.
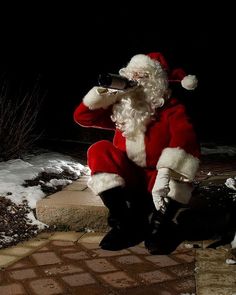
132, 72, 150, 80
143, 73, 150, 78
138, 73, 149, 78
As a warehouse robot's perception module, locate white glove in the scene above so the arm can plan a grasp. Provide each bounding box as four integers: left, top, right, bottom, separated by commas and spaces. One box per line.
152, 168, 170, 210
83, 86, 119, 110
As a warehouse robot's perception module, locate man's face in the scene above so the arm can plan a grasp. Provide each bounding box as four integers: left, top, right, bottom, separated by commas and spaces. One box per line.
130, 71, 150, 81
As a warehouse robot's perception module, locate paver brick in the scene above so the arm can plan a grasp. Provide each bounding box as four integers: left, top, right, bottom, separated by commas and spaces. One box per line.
125, 286, 177, 295
0, 255, 19, 269
8, 259, 33, 269
62, 273, 96, 286
116, 255, 143, 264
129, 245, 148, 255
0, 271, 3, 283
22, 239, 49, 248
80, 242, 99, 250
36, 232, 55, 239
100, 271, 138, 288
57, 247, 78, 253
78, 232, 105, 244
1, 246, 34, 257
0, 283, 26, 295
69, 284, 111, 295
28, 278, 64, 294
145, 255, 179, 267
51, 240, 75, 247
85, 258, 117, 273
62, 251, 89, 260
92, 248, 130, 257
31, 252, 61, 265
49, 231, 84, 242
139, 270, 174, 284
43, 264, 83, 275
173, 252, 195, 263
9, 268, 38, 280
36, 246, 51, 252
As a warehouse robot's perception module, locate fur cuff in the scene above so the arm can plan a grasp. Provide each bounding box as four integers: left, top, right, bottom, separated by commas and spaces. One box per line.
157, 147, 200, 181
87, 173, 125, 195
83, 87, 119, 110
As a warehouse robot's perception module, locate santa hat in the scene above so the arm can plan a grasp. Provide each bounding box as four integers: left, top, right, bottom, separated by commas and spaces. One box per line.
147, 52, 198, 90
120, 52, 198, 91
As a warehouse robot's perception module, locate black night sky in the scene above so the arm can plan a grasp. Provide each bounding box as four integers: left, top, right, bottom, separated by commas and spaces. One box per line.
0, 3, 235, 145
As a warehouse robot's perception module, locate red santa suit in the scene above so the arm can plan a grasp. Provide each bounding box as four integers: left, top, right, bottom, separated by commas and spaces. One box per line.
74, 86, 200, 206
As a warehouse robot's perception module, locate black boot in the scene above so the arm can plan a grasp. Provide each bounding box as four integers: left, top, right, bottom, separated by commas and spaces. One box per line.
99, 186, 147, 251
145, 198, 185, 255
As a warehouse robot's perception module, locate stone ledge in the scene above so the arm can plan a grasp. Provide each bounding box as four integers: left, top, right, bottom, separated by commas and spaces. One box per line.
36, 179, 108, 231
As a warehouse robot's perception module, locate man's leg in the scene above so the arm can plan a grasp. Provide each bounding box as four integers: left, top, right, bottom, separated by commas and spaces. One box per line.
87, 140, 148, 250
145, 177, 193, 255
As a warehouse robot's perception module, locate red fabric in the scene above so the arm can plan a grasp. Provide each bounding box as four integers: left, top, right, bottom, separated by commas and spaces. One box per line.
74, 102, 115, 130
169, 68, 186, 82
110, 99, 201, 167
87, 140, 157, 193
147, 53, 188, 86
74, 97, 200, 193
147, 52, 169, 71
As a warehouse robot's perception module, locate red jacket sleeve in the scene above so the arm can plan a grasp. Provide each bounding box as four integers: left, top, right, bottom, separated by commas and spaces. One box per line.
73, 102, 115, 130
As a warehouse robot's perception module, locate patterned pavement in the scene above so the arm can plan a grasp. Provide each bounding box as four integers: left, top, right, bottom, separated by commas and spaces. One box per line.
1, 153, 236, 294
0, 232, 197, 295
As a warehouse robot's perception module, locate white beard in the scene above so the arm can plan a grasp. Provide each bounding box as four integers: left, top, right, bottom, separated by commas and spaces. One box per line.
111, 74, 168, 140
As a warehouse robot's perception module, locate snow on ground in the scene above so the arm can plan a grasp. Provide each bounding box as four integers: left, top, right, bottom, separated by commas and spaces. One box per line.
1, 144, 236, 250
0, 151, 89, 208
201, 144, 236, 156
0, 150, 90, 248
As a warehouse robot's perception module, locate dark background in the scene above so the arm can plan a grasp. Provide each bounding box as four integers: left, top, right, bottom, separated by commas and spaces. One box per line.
0, 3, 235, 145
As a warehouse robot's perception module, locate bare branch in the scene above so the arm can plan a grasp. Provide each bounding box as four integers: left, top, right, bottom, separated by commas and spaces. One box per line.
0, 78, 45, 161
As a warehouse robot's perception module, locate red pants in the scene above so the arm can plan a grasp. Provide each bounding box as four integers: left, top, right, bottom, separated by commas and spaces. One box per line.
87, 140, 157, 193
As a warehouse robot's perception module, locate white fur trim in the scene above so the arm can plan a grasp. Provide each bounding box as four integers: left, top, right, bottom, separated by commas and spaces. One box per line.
126, 132, 146, 167
83, 86, 119, 110
181, 75, 198, 90
168, 179, 193, 204
87, 173, 125, 195
119, 54, 163, 75
157, 147, 200, 181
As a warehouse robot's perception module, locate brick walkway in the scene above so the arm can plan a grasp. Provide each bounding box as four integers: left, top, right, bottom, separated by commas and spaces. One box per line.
0, 232, 197, 295
1, 154, 236, 294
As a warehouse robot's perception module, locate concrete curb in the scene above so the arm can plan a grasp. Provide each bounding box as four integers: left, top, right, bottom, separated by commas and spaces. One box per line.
36, 176, 109, 231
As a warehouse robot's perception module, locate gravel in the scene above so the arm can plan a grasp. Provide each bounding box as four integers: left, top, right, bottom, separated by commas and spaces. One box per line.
0, 170, 80, 249
0, 196, 40, 249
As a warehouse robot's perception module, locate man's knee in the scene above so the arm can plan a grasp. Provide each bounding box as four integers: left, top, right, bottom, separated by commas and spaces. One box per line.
87, 140, 114, 159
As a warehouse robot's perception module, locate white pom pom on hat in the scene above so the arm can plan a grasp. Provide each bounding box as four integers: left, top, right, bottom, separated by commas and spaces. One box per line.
181, 75, 198, 90
147, 52, 198, 90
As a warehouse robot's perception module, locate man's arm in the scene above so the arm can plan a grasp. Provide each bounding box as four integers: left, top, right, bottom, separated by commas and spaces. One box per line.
157, 103, 200, 182
73, 86, 121, 130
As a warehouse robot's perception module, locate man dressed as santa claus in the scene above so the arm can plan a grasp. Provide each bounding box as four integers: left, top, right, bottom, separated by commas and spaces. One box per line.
73, 52, 200, 254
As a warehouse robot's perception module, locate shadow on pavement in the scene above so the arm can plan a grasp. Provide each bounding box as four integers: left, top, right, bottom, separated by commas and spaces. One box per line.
177, 183, 236, 248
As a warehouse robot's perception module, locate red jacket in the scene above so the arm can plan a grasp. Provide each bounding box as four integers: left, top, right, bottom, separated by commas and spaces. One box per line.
74, 97, 200, 180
